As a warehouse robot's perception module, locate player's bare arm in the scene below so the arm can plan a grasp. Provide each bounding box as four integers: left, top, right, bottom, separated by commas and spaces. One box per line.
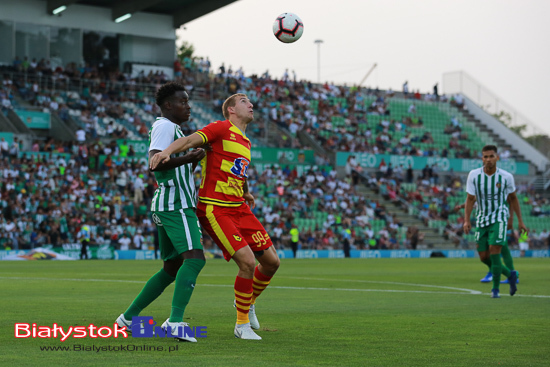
243, 180, 255, 209
507, 191, 528, 234
149, 148, 206, 172
150, 133, 204, 170
463, 193, 476, 234
454, 203, 466, 212
506, 196, 515, 229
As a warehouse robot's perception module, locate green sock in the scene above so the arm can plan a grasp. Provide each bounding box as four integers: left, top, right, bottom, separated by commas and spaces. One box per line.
501, 244, 515, 271
124, 269, 175, 319
481, 256, 509, 277
169, 258, 205, 322
490, 254, 502, 290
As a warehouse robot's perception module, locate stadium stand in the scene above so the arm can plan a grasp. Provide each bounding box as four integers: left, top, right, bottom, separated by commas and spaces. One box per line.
1, 57, 548, 253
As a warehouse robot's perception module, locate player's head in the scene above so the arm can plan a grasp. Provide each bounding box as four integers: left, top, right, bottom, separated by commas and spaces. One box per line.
222, 93, 254, 124
156, 82, 190, 123
481, 145, 499, 169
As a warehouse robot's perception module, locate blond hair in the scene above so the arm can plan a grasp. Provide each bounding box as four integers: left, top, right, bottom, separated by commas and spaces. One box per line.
222, 93, 247, 119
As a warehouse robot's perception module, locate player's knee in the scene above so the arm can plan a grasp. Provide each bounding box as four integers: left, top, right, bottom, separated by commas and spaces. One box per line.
261, 255, 280, 274
239, 259, 256, 275
163, 257, 183, 277
183, 249, 206, 261
269, 256, 280, 272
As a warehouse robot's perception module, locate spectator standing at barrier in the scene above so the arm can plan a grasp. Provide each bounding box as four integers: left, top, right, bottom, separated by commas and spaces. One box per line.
0, 137, 9, 158
342, 226, 352, 258
518, 230, 529, 257
402, 81, 409, 97
134, 174, 145, 205
290, 224, 300, 258
132, 230, 145, 250
119, 233, 132, 250
9, 137, 19, 158
406, 225, 420, 250
77, 224, 90, 260
537, 229, 549, 249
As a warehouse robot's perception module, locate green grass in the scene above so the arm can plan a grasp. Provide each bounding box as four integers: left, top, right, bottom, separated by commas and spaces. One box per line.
1, 258, 549, 366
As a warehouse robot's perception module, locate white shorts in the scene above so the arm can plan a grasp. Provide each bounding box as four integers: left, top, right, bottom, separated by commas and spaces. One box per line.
519, 242, 529, 251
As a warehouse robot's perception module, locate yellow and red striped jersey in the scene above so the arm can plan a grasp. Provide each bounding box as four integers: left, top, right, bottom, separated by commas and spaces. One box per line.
196, 120, 251, 207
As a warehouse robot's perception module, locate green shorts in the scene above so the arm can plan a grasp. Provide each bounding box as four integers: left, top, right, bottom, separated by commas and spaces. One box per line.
475, 221, 507, 252
152, 208, 203, 261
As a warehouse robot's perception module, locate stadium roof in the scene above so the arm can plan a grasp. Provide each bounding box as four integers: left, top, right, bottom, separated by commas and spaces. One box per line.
43, 0, 238, 28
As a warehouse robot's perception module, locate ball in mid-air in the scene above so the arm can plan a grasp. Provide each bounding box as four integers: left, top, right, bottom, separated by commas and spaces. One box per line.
273, 13, 304, 43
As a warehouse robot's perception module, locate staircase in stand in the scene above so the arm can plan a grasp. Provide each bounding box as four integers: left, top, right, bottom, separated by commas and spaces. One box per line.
355, 183, 458, 250
459, 109, 525, 161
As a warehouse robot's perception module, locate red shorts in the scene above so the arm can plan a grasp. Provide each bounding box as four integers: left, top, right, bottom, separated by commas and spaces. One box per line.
196, 202, 273, 261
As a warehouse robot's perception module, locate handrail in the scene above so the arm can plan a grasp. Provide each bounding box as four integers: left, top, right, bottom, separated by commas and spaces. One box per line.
442, 70, 545, 137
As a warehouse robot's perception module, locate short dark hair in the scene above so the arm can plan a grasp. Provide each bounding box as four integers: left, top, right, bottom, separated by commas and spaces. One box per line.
482, 145, 498, 153
222, 93, 247, 119
155, 82, 186, 107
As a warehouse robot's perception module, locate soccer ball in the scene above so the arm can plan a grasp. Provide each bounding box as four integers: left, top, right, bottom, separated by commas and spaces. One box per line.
273, 13, 304, 43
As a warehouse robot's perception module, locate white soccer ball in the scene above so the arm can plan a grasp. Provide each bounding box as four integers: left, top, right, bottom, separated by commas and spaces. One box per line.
272, 13, 304, 43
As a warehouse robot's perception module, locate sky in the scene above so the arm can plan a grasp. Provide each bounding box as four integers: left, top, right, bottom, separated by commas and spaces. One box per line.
177, 0, 550, 136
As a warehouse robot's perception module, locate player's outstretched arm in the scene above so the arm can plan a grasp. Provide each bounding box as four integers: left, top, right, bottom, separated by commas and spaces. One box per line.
463, 194, 476, 234
507, 192, 528, 234
149, 148, 206, 172
150, 133, 204, 170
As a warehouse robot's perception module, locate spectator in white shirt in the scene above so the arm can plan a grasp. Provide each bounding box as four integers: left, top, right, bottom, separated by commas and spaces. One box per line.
133, 174, 145, 204
0, 138, 9, 158
133, 231, 145, 250
118, 233, 132, 250
76, 128, 86, 143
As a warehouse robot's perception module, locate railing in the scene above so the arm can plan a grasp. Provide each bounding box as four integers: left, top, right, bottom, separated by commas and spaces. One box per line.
442, 71, 545, 137
1, 70, 212, 103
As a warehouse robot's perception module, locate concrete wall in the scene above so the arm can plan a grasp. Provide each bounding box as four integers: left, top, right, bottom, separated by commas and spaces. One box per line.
0, 0, 175, 40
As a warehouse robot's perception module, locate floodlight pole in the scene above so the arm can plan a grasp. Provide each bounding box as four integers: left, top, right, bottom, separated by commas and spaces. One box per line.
314, 39, 323, 84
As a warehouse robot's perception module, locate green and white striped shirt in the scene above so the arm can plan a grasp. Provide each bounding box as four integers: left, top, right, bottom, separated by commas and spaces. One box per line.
149, 117, 197, 212
466, 167, 515, 228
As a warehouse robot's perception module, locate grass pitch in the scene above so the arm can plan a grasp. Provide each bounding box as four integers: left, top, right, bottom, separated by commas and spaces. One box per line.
1, 258, 549, 366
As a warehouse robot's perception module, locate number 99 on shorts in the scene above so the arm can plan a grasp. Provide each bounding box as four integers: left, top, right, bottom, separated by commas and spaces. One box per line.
251, 231, 270, 247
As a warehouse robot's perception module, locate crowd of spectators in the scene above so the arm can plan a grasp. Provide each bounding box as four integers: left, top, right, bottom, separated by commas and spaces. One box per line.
0, 138, 157, 251
0, 134, 411, 252
4, 54, 483, 159
1, 56, 547, 253
247, 165, 406, 253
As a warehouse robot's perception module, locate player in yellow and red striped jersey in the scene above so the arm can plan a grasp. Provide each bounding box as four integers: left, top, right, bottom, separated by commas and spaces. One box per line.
150, 94, 280, 340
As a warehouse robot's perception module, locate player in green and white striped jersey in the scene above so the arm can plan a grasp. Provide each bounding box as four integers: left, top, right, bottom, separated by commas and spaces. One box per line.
463, 145, 527, 298
149, 116, 198, 212
116, 82, 206, 342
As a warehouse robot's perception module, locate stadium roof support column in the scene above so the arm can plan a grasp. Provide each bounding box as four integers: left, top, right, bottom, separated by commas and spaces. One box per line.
46, 0, 80, 15
173, 0, 238, 29
111, 0, 165, 22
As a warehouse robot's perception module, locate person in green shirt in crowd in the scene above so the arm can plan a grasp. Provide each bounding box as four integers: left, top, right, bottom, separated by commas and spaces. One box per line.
119, 141, 129, 157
